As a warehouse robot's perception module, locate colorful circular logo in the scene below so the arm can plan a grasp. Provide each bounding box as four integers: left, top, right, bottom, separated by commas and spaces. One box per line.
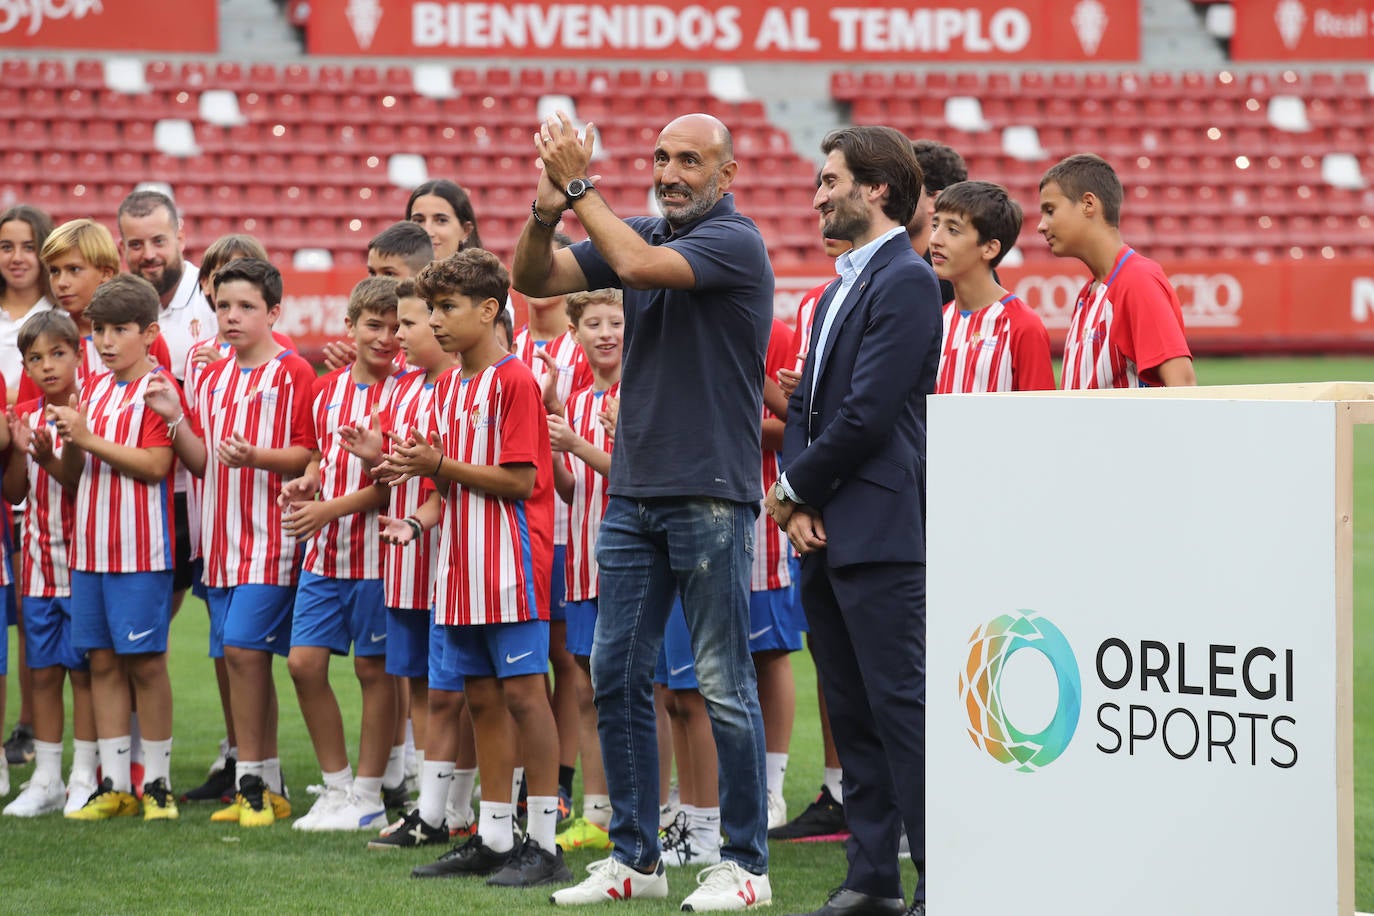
958, 612, 1081, 772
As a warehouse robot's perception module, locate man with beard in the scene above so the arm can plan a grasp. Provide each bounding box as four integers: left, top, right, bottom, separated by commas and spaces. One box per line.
765, 126, 941, 916
514, 112, 773, 911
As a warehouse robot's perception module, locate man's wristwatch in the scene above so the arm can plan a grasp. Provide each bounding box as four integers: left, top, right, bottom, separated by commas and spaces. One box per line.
771, 480, 793, 505
565, 178, 596, 202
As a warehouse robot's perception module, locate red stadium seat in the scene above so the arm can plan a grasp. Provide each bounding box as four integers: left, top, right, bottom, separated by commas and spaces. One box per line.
213, 62, 245, 91
248, 63, 280, 89
181, 62, 211, 89
73, 59, 105, 91
1, 59, 33, 89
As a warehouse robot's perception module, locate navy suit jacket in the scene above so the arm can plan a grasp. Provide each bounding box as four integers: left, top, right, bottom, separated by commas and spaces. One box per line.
780, 233, 942, 568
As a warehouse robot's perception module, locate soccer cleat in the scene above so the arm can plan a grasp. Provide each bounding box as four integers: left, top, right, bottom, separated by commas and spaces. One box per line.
142, 777, 180, 820
64, 771, 98, 816
382, 781, 413, 814
297, 792, 386, 831
181, 757, 236, 803
447, 799, 476, 838
556, 817, 613, 852
556, 785, 573, 826
411, 834, 515, 879
368, 809, 446, 849
660, 811, 720, 868
659, 800, 681, 830
3, 723, 34, 766
766, 784, 848, 842
487, 836, 573, 887
210, 797, 243, 824
292, 784, 348, 831
238, 775, 281, 828
3, 773, 65, 816
766, 790, 787, 831
679, 861, 771, 911
65, 777, 140, 820
550, 856, 669, 906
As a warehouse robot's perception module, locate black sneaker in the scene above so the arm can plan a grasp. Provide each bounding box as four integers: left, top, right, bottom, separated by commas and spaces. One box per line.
180, 757, 236, 803
766, 784, 849, 841
4, 723, 34, 765
411, 834, 515, 878
382, 781, 413, 814
485, 837, 573, 887
369, 809, 447, 850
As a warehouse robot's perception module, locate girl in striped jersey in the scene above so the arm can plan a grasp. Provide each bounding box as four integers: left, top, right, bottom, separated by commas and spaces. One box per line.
544, 289, 621, 851
930, 181, 1055, 394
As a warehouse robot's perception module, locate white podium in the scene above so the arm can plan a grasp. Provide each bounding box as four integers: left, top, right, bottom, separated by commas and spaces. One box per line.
927, 383, 1374, 915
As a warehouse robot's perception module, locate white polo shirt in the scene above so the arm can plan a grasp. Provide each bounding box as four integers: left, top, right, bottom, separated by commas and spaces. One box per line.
159, 264, 217, 381
0, 297, 53, 393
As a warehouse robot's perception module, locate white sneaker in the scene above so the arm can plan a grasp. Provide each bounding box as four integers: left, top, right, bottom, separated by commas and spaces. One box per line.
292, 785, 350, 831
680, 861, 771, 911
4, 773, 65, 816
658, 800, 681, 830
766, 790, 787, 831
660, 813, 721, 868
64, 771, 98, 815
550, 856, 669, 906
299, 792, 387, 831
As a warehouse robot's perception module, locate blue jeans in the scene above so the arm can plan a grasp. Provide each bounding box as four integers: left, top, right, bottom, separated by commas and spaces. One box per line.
592, 496, 769, 873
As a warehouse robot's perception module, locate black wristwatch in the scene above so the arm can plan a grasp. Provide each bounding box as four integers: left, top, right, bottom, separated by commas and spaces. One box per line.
565, 178, 596, 202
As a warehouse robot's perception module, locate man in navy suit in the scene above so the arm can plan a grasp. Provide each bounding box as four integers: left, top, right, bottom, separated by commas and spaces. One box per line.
765, 126, 942, 916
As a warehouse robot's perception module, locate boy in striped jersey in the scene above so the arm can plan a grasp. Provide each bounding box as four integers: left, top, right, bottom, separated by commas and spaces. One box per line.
361, 278, 459, 850
280, 277, 404, 832
380, 249, 566, 887
3, 312, 96, 817
545, 289, 622, 852
48, 275, 182, 820
931, 181, 1055, 394
146, 258, 316, 826
1037, 154, 1194, 389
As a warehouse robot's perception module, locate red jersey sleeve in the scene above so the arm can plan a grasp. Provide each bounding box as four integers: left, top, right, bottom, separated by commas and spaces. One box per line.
1115, 259, 1192, 385
284, 355, 318, 449
137, 370, 178, 448
497, 368, 541, 467
1007, 304, 1056, 392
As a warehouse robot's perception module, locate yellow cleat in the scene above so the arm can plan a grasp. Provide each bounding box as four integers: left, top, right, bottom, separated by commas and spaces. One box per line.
556, 817, 614, 852
142, 778, 180, 821
210, 796, 244, 824
267, 789, 291, 820
234, 775, 289, 828
65, 778, 140, 821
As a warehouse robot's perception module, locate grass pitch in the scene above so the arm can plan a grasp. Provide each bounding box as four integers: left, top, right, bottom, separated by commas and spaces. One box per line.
3, 355, 1374, 912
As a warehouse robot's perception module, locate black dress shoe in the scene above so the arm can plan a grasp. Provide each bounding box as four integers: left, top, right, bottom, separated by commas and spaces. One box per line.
789, 886, 908, 916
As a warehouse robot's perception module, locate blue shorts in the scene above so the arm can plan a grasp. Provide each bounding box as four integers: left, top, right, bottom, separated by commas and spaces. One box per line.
386, 607, 430, 678
653, 600, 697, 691
565, 598, 597, 657
0, 587, 7, 675
549, 544, 567, 622
788, 555, 807, 633
70, 570, 173, 656
290, 571, 388, 657
748, 587, 804, 654
447, 619, 549, 679
207, 584, 294, 658
22, 595, 86, 671
3, 552, 16, 628
190, 558, 207, 601
429, 622, 465, 692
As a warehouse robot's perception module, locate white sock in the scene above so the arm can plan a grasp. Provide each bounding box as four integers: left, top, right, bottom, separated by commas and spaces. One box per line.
128, 713, 143, 764
263, 758, 283, 795
765, 752, 788, 797
449, 768, 477, 818
419, 759, 455, 827
478, 800, 515, 853
383, 743, 405, 789
823, 767, 843, 801
323, 766, 353, 791
142, 737, 172, 786
584, 793, 612, 829
510, 766, 524, 809
72, 739, 98, 780
404, 720, 416, 761
238, 759, 265, 790
691, 806, 722, 852
353, 775, 383, 808
97, 736, 133, 792
33, 739, 63, 784
527, 794, 559, 852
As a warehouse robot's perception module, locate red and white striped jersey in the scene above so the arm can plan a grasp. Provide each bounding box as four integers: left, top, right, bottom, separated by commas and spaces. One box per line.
936, 294, 1056, 394
194, 351, 317, 587
302, 365, 403, 580
790, 280, 833, 372
429, 354, 554, 626
752, 320, 793, 592
182, 336, 232, 562
381, 369, 446, 610
16, 333, 173, 405
71, 369, 177, 573
16, 399, 69, 596
515, 326, 593, 547
562, 381, 618, 603
1061, 247, 1192, 390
